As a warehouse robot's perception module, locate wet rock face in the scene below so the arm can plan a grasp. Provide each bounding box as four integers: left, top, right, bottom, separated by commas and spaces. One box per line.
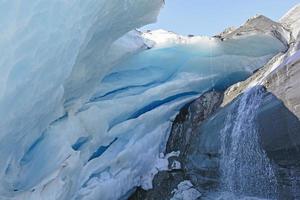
189, 88, 300, 198
129, 91, 224, 200
166, 91, 224, 159
257, 92, 300, 199
265, 58, 300, 120
168, 91, 224, 192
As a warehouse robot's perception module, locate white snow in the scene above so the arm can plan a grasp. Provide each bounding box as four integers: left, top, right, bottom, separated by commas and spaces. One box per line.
142, 29, 214, 48
171, 181, 201, 200
141, 151, 180, 190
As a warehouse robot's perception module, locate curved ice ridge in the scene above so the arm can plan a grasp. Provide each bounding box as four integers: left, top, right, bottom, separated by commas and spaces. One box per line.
0, 1, 287, 200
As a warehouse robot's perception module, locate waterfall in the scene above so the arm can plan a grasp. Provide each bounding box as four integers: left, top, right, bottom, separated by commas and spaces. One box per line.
220, 86, 277, 199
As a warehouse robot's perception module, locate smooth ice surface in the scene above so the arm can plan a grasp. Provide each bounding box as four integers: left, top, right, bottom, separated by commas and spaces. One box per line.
0, 1, 287, 200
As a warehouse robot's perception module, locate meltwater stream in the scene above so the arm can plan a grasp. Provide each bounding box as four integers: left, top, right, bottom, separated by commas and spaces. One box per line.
219, 86, 277, 199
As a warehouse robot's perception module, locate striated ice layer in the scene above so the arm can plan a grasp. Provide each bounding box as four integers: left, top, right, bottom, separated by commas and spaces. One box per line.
0, 1, 287, 200
0, 1, 163, 199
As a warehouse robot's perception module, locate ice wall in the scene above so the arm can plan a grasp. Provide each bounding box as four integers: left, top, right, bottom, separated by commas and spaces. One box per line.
0, 1, 162, 199
0, 1, 288, 200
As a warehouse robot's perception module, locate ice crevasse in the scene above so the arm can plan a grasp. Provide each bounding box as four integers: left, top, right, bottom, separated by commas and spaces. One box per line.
0, 1, 287, 200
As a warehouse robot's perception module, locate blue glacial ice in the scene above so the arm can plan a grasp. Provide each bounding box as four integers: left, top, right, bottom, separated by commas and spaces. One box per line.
0, 1, 287, 200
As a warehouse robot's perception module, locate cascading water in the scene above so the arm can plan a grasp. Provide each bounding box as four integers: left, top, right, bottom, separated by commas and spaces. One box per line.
219, 86, 277, 199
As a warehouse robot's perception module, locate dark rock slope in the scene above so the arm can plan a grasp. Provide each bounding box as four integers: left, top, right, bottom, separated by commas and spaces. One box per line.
190, 87, 300, 198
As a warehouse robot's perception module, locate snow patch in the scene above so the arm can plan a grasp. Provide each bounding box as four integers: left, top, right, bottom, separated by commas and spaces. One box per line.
141, 151, 181, 190
171, 181, 201, 200
142, 29, 216, 48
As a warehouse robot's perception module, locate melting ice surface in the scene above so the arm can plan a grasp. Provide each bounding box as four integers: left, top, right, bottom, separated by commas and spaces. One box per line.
0, 1, 287, 200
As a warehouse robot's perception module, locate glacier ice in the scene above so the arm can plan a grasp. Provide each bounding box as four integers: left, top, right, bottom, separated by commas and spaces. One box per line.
0, 1, 288, 200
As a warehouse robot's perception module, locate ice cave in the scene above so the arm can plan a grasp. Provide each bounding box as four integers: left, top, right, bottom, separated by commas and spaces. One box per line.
0, 1, 300, 200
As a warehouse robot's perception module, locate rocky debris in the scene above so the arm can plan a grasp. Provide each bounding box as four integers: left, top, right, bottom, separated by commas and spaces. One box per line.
280, 4, 300, 43
217, 14, 290, 47
214, 26, 236, 39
